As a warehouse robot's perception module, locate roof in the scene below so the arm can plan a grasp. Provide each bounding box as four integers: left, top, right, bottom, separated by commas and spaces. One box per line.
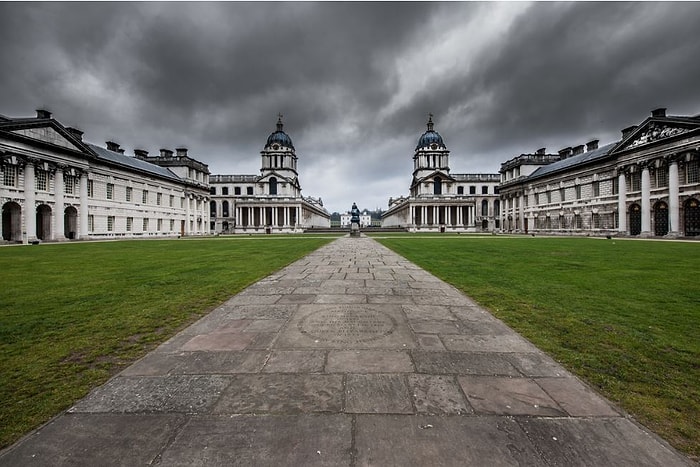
87, 143, 181, 182
528, 142, 617, 180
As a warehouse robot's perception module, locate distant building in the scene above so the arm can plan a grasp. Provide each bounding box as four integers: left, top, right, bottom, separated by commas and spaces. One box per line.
382, 115, 501, 232
209, 116, 330, 233
498, 108, 700, 237
0, 110, 210, 242
340, 210, 372, 228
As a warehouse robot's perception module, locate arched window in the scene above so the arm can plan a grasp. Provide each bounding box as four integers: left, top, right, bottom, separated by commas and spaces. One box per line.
494, 199, 500, 215
222, 200, 229, 217
481, 200, 489, 216
269, 177, 278, 195
434, 176, 442, 195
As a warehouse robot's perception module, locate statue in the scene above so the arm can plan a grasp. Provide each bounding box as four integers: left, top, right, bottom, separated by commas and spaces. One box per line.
350, 202, 361, 237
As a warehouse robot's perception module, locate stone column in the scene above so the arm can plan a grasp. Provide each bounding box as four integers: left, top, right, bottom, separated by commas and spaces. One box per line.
668, 159, 680, 235
79, 173, 89, 239
54, 168, 64, 240
202, 198, 208, 234
184, 194, 191, 235
24, 162, 36, 242
618, 170, 627, 233
641, 165, 651, 235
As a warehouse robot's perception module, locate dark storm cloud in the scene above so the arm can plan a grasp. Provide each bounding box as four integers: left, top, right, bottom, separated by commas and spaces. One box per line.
1, 2, 700, 213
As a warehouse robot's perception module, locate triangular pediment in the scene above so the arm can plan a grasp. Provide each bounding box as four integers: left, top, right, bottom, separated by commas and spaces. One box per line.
11, 125, 85, 152
412, 170, 455, 186
612, 117, 700, 153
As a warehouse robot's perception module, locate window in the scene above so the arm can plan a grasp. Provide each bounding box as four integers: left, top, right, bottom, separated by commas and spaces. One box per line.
655, 169, 668, 188
88, 214, 94, 231
88, 180, 94, 198
469, 186, 476, 194
126, 186, 132, 201
64, 175, 75, 194
157, 193, 162, 205
210, 201, 217, 217
107, 216, 114, 232
247, 186, 253, 195
481, 200, 488, 216
222, 200, 229, 217
612, 178, 619, 195
2, 165, 17, 187
575, 185, 581, 200
457, 186, 464, 195
433, 176, 442, 195
547, 191, 552, 204
575, 214, 582, 229
686, 160, 699, 184
222, 187, 229, 195
35, 170, 48, 191
169, 219, 174, 231
106, 183, 114, 200
559, 188, 566, 202
210, 187, 216, 195
143, 218, 149, 232
180, 197, 185, 208
269, 177, 277, 195
234, 187, 241, 195
169, 195, 174, 207
482, 186, 488, 195
592, 181, 600, 198
126, 217, 133, 231
157, 219, 163, 231
142, 190, 148, 204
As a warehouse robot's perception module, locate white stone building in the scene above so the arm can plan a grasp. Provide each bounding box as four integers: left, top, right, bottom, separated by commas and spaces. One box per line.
209, 117, 330, 233
382, 116, 501, 232
498, 108, 700, 237
340, 210, 372, 228
1, 110, 210, 243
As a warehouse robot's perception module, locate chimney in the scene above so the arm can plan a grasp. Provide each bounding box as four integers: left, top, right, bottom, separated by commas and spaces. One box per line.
586, 139, 599, 152
176, 147, 188, 158
651, 108, 666, 118
159, 148, 173, 158
536, 148, 546, 155
106, 141, 120, 152
117, 148, 125, 154
66, 127, 83, 141
572, 145, 585, 156
36, 109, 52, 119
622, 125, 637, 139
134, 149, 149, 159
558, 147, 572, 159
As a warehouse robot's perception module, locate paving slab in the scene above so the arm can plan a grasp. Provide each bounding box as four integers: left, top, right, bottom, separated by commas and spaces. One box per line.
1, 236, 693, 466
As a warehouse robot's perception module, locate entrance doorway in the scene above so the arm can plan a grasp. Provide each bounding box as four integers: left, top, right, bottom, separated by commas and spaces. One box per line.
64, 206, 78, 239
684, 198, 700, 236
2, 202, 21, 241
653, 201, 668, 236
629, 203, 641, 235
36, 204, 52, 240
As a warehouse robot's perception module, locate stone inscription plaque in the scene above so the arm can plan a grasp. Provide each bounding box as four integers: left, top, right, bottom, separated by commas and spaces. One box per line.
298, 306, 396, 344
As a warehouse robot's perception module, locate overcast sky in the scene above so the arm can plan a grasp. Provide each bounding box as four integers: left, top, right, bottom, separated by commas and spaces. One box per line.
2, 2, 700, 214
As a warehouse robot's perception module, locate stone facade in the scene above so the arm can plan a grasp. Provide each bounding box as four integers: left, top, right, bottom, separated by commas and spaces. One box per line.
382, 116, 501, 232
498, 108, 700, 237
209, 117, 330, 233
0, 110, 210, 242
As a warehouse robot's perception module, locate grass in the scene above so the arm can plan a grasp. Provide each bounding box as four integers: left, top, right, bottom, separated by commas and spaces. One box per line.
0, 236, 334, 449
374, 234, 700, 459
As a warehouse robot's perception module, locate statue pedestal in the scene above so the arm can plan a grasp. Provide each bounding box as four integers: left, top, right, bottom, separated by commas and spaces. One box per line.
350, 222, 360, 237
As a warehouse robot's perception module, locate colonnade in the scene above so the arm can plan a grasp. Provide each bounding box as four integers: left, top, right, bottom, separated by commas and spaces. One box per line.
410, 204, 475, 228
236, 205, 301, 229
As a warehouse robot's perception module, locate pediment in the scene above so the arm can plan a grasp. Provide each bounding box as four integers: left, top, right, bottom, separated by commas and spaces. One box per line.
613, 119, 699, 153
11, 126, 85, 152
414, 170, 455, 184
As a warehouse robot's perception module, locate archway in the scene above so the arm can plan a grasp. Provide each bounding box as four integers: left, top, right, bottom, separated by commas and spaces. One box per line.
36, 204, 52, 240
2, 202, 21, 241
481, 219, 488, 230
629, 203, 642, 235
684, 198, 700, 236
653, 201, 668, 236
64, 206, 78, 239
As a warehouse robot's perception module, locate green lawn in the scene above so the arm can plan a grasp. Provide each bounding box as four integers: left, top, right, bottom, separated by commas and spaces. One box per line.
374, 235, 700, 459
0, 236, 334, 449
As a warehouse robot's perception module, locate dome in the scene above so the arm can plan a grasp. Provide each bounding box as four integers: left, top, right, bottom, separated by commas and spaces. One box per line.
265, 115, 294, 150
416, 114, 446, 150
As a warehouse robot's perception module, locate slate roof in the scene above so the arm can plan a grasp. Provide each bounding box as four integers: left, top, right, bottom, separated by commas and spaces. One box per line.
528, 142, 617, 180
86, 143, 181, 182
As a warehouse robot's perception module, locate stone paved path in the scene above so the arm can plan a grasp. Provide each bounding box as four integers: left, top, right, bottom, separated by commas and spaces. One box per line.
1, 237, 693, 466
